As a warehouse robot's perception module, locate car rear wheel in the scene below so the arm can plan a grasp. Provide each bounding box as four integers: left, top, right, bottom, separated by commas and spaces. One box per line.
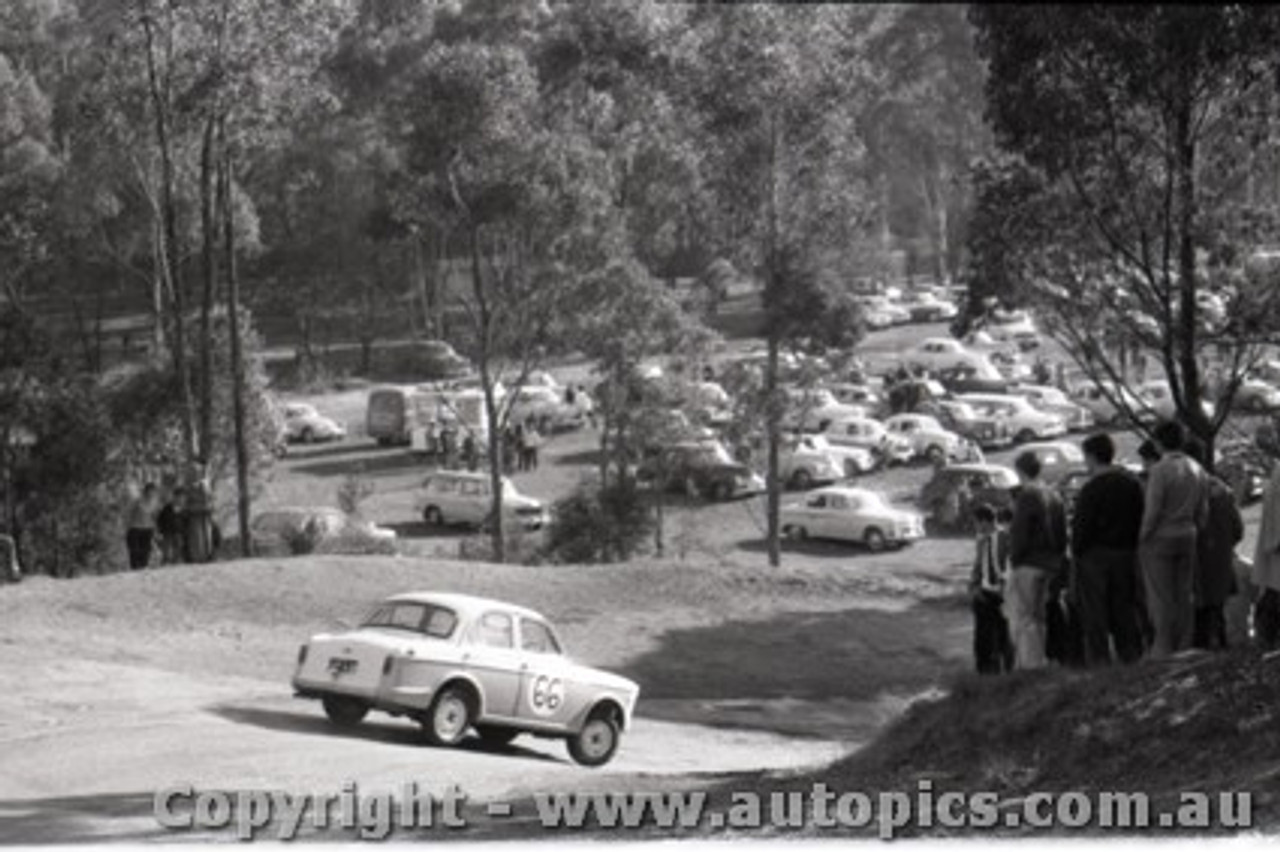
476, 725, 520, 746
925, 445, 946, 465
1015, 428, 1037, 444
423, 506, 444, 527
864, 527, 887, 552
301, 427, 315, 443
786, 524, 808, 541
791, 469, 814, 490
322, 696, 368, 728
567, 715, 620, 767
711, 481, 733, 501
422, 685, 472, 747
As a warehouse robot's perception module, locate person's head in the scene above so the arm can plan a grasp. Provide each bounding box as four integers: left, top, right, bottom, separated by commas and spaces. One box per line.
1014, 450, 1042, 483
142, 483, 157, 500
972, 502, 996, 534
1153, 419, 1184, 453
1183, 435, 1207, 467
1081, 432, 1115, 473
1138, 439, 1160, 471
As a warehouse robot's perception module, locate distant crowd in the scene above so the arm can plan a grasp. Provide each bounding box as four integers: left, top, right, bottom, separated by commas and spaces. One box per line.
970, 421, 1280, 674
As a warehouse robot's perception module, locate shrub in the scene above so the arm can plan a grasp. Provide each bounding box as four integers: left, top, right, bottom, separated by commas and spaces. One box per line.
542, 478, 653, 564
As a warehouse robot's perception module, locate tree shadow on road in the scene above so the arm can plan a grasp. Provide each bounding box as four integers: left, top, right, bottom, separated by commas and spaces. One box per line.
207, 704, 563, 764
291, 452, 433, 480
0, 792, 159, 844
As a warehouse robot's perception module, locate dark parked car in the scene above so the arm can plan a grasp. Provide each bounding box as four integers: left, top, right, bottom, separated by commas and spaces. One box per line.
918, 463, 1020, 533
937, 365, 1011, 396
637, 440, 766, 501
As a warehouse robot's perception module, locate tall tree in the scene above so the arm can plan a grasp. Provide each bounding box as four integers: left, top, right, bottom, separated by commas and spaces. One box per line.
970, 5, 1280, 459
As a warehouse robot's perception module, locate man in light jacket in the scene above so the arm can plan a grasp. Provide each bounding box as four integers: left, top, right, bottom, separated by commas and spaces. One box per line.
1138, 420, 1208, 657
1005, 451, 1069, 669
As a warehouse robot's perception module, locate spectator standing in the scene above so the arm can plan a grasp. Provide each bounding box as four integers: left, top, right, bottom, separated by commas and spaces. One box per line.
156, 486, 186, 565
525, 423, 543, 471
1005, 451, 1069, 669
1138, 420, 1208, 657
1184, 438, 1242, 651
1071, 433, 1146, 665
125, 483, 160, 570
514, 423, 528, 472
969, 503, 1014, 674
1252, 463, 1280, 649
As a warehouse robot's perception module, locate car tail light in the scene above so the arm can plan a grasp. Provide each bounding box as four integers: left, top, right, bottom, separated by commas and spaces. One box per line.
297, 645, 308, 666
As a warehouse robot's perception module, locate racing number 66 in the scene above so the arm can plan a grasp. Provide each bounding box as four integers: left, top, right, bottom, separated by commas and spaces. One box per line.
529, 674, 564, 714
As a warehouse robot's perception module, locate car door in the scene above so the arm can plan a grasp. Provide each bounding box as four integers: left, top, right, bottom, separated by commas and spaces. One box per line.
825, 494, 853, 541
514, 617, 578, 729
465, 610, 524, 721
458, 479, 488, 525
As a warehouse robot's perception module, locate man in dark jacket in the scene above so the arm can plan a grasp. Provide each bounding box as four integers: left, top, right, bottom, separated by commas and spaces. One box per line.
1185, 438, 1242, 650
1071, 433, 1146, 665
1004, 451, 1069, 669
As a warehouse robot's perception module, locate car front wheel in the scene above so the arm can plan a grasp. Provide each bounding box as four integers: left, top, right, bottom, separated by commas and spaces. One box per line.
567, 716, 621, 767
864, 527, 887, 552
322, 696, 368, 728
422, 686, 472, 747
423, 506, 444, 527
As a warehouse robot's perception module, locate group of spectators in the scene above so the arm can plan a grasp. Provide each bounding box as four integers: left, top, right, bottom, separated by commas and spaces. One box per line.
970, 420, 1279, 675
124, 482, 219, 570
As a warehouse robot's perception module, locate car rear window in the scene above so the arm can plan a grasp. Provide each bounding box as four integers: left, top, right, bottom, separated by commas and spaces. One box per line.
362, 602, 458, 639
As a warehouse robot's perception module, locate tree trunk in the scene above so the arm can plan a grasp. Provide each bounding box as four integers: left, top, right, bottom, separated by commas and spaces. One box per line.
141, 7, 198, 466
764, 110, 782, 568
469, 227, 505, 564
198, 114, 219, 463
1174, 68, 1209, 458
220, 140, 252, 557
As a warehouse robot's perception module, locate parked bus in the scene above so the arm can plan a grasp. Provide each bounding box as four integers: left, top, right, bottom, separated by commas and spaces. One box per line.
366, 386, 489, 448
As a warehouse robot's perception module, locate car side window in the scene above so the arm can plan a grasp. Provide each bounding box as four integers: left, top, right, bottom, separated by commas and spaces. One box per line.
474, 612, 515, 649
829, 495, 849, 510
460, 480, 485, 498
520, 619, 561, 655
806, 494, 828, 509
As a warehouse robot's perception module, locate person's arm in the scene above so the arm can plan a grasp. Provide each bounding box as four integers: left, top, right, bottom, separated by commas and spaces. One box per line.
1139, 463, 1166, 542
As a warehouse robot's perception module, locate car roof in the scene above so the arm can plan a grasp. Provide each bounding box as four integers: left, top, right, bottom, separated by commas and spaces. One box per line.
809, 486, 881, 500
384, 591, 547, 621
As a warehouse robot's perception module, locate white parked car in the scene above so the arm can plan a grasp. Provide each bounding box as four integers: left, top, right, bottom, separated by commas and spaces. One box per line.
1138, 380, 1215, 421
293, 592, 639, 766
1070, 381, 1156, 425
284, 402, 347, 444
1016, 441, 1087, 485
1234, 379, 1280, 413
903, 337, 975, 373
820, 416, 915, 466
1011, 384, 1097, 432
779, 388, 866, 433
780, 434, 876, 488
251, 507, 397, 556
420, 470, 549, 531
883, 413, 965, 463
956, 393, 1068, 443
780, 486, 925, 551
506, 385, 584, 432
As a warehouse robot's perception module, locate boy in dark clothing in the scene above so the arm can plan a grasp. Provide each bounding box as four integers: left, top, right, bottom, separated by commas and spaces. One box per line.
970, 503, 1014, 674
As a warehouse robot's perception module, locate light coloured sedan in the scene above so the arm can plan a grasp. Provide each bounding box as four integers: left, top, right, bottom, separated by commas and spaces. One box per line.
284, 402, 347, 443
1013, 384, 1097, 432
821, 416, 915, 466
956, 393, 1068, 443
883, 413, 965, 463
293, 592, 639, 766
780, 486, 925, 552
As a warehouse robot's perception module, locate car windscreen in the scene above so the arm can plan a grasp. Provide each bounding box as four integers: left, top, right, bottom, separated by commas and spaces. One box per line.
361, 602, 458, 639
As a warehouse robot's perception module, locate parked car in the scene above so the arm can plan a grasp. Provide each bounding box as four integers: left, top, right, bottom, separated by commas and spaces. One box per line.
420, 470, 549, 531
936, 364, 1011, 396
820, 416, 915, 466
956, 393, 1068, 443
637, 440, 765, 501
1232, 379, 1280, 414
1011, 384, 1097, 432
919, 399, 1013, 449
1138, 380, 1215, 421
1216, 439, 1269, 505
899, 291, 959, 323
903, 337, 982, 374
780, 486, 924, 551
988, 349, 1033, 382
882, 413, 965, 463
1070, 381, 1155, 425
862, 295, 911, 326
779, 388, 866, 433
919, 463, 1020, 532
251, 507, 397, 556
823, 382, 881, 410
1015, 440, 1086, 485
785, 434, 877, 484
506, 385, 584, 432
284, 402, 347, 444
292, 592, 639, 766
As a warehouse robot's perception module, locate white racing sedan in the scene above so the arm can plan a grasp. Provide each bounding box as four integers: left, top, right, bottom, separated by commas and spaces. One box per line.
293, 592, 640, 767
780, 485, 925, 552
